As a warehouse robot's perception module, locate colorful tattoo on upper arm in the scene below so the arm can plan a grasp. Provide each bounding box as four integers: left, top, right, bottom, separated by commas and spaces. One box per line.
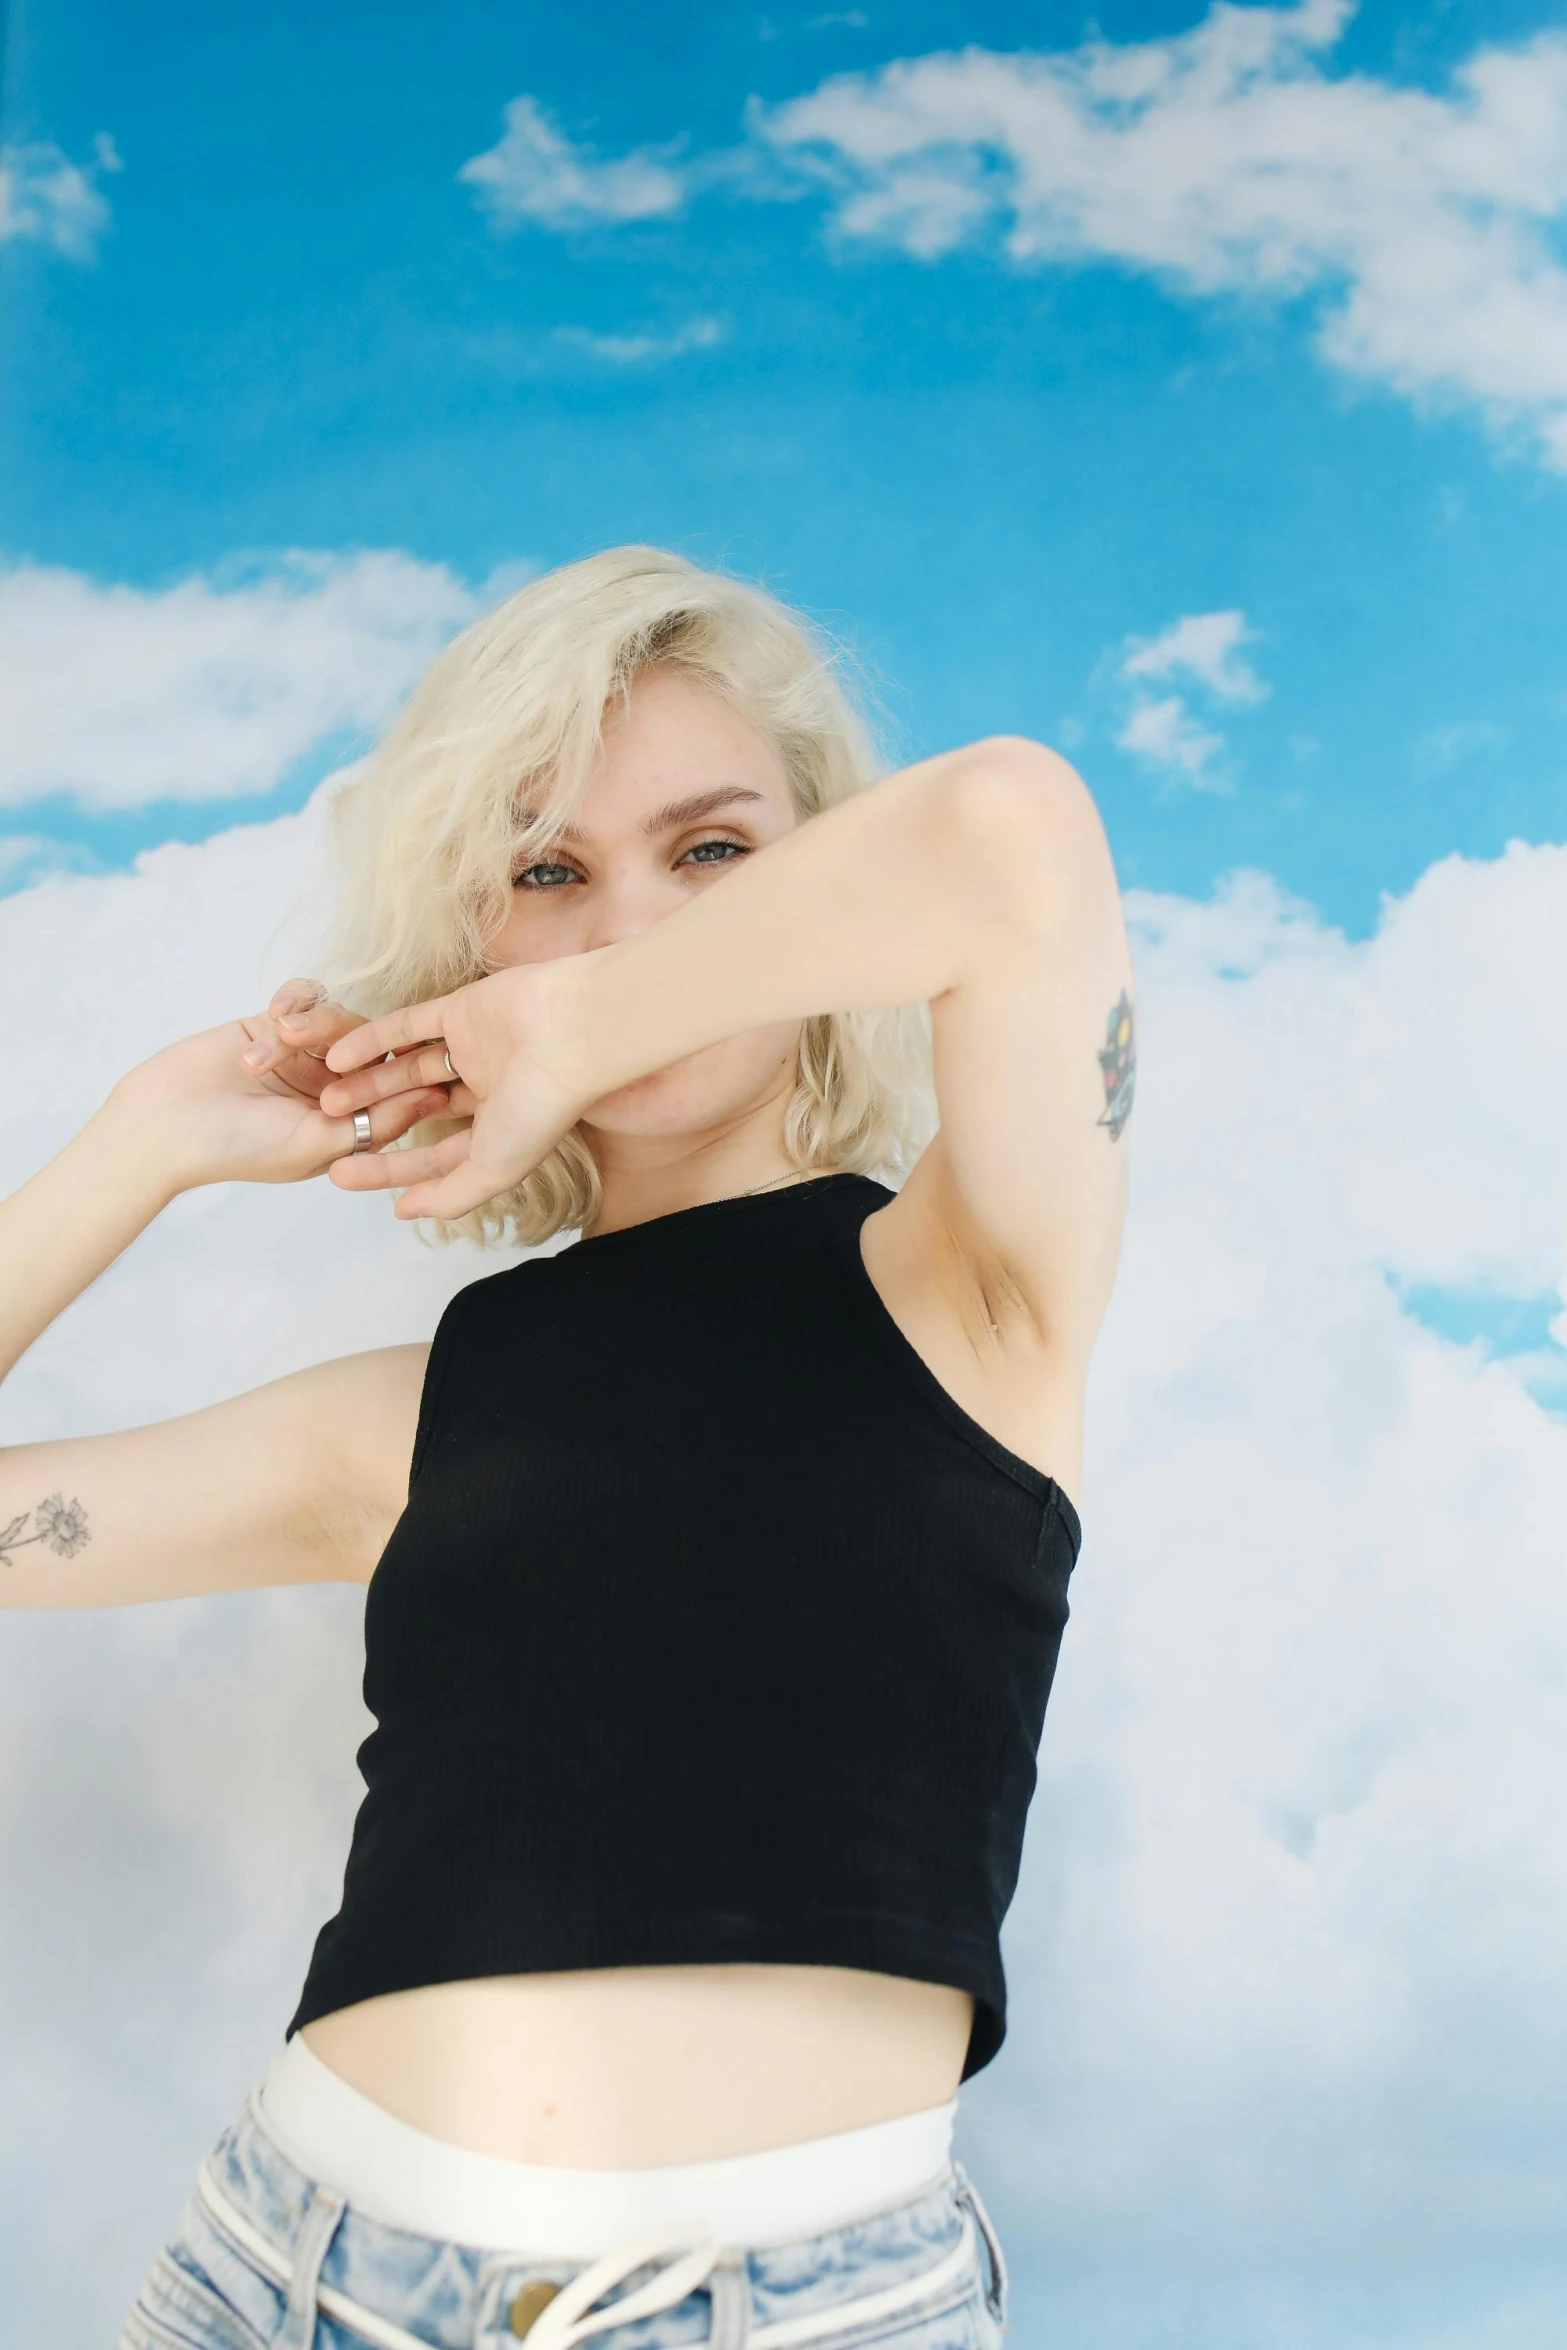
1097, 990, 1136, 1140
0, 1494, 91, 1567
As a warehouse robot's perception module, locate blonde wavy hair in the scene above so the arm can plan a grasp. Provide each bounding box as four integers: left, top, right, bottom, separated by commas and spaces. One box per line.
325, 544, 936, 1247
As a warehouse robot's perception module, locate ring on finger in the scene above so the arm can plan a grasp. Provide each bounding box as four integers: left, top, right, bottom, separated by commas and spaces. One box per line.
442, 1048, 456, 1079
352, 1110, 374, 1153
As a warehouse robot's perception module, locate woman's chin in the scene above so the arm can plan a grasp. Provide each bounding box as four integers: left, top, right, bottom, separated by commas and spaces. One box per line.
579, 1043, 796, 1139
578, 1078, 727, 1136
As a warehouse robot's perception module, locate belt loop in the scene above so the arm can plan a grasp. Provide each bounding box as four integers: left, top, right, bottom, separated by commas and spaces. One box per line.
706, 2255, 750, 2350
951, 2161, 1009, 2334
274, 2183, 347, 2350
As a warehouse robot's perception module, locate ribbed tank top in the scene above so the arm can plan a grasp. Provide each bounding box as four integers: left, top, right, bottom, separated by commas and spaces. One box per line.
288, 1172, 1082, 2080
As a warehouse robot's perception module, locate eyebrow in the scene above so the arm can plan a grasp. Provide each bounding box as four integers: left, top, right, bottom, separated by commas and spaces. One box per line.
522, 786, 769, 844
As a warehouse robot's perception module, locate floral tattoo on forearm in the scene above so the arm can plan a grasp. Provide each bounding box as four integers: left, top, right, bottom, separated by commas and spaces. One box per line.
1097, 989, 1136, 1140
0, 1494, 91, 1566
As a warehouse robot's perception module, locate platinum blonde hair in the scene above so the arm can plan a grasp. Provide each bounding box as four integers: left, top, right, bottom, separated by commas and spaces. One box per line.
325, 544, 936, 1247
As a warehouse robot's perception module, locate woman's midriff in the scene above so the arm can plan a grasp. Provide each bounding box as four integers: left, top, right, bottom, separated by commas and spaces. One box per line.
300, 1964, 973, 2166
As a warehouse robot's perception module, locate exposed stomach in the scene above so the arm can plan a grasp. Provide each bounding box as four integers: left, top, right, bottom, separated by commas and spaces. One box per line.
300, 1963, 973, 2167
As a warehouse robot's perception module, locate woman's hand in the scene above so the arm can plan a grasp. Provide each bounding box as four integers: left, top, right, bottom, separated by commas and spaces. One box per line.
320, 961, 587, 1221
105, 978, 457, 1192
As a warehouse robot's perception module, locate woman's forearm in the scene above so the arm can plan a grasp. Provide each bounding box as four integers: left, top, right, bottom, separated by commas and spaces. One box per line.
0, 1105, 179, 1390
556, 739, 1061, 1101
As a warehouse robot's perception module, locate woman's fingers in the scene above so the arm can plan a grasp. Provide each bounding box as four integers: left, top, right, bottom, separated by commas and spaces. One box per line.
390, 1151, 517, 1224
325, 997, 449, 1072
321, 1094, 457, 1181
244, 984, 368, 1095
269, 977, 329, 1020
327, 1125, 471, 1194
318, 1044, 455, 1116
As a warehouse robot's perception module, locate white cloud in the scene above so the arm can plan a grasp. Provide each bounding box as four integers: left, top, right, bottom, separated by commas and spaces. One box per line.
6, 810, 1567, 2335
0, 131, 121, 261
450, 8, 1567, 467
751, 0, 1567, 467
0, 550, 480, 810
1115, 692, 1226, 781
1114, 607, 1266, 783
459, 96, 686, 229
1122, 609, 1268, 705
553, 314, 725, 365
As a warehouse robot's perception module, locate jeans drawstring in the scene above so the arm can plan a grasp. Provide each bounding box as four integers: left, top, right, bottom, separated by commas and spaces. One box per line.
506, 2227, 720, 2348
706, 2258, 752, 2350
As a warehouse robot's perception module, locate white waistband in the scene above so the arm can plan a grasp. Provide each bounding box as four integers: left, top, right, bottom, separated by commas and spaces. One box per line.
259, 2037, 957, 2257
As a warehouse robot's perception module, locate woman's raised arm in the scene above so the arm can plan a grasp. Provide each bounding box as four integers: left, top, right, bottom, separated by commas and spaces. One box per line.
321, 740, 1132, 1345
0, 986, 451, 1609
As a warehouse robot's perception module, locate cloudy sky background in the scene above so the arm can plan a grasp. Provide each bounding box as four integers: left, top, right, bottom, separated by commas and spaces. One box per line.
4, 1, 1567, 2340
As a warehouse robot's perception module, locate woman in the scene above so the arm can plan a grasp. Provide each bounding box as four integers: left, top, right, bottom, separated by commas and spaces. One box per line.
1, 547, 1133, 2349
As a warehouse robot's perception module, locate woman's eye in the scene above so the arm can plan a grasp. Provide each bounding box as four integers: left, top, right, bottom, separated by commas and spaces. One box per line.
681, 838, 749, 867
512, 839, 749, 891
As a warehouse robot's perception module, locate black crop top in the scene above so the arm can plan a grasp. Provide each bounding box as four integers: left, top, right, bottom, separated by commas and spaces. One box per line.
288, 1172, 1081, 2080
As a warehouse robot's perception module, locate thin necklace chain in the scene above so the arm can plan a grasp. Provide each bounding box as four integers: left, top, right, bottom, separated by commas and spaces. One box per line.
739, 1168, 813, 1197
581, 1167, 827, 1245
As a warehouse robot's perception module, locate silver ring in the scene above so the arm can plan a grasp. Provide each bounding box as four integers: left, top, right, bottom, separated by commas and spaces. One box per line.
352, 1110, 374, 1153
442, 1047, 456, 1080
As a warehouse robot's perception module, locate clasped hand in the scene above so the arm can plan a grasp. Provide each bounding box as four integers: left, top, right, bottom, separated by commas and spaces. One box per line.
317, 957, 586, 1223
108, 962, 589, 1214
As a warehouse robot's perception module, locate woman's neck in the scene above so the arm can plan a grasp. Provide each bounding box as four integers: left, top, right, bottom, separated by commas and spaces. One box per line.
581, 1156, 838, 1240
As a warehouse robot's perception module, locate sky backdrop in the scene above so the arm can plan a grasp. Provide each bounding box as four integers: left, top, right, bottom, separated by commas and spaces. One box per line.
4, 2, 1567, 2343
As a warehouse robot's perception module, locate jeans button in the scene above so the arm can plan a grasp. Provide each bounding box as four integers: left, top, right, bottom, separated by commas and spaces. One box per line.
508, 2279, 562, 2337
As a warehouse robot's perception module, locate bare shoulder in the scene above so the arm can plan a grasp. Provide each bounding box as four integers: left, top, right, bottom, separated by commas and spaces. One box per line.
176, 1340, 435, 1592
178, 1344, 434, 1597
154, 1340, 434, 1588
302, 1343, 432, 1572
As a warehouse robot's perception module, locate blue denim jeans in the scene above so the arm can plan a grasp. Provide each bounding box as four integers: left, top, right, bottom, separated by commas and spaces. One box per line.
119, 2088, 1009, 2349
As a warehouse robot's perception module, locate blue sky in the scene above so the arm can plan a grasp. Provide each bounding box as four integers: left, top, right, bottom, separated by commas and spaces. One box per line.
5, 0, 1566, 930
8, 5, 1567, 2344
